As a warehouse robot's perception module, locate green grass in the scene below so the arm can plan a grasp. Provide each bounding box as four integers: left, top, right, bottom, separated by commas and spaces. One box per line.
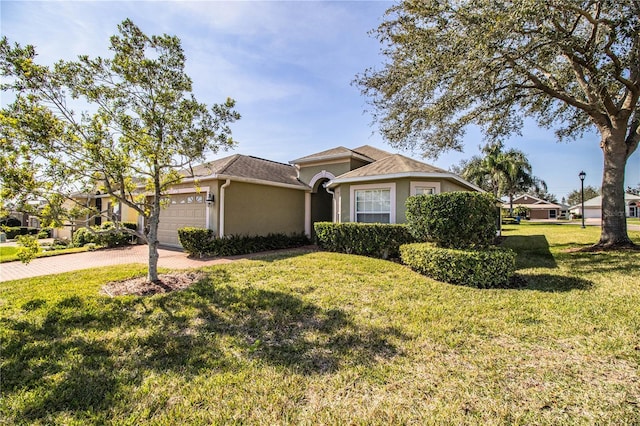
1, 225, 639, 425
0, 244, 89, 263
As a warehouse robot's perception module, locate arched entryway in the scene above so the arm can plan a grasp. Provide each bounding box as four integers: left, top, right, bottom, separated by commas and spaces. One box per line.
310, 178, 333, 238
630, 202, 638, 218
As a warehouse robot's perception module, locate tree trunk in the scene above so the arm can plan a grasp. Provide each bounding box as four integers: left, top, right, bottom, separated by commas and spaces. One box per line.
596, 130, 634, 248
147, 209, 160, 283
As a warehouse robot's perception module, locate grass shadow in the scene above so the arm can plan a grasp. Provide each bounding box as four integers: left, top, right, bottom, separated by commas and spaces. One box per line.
517, 273, 594, 292
500, 235, 558, 269
1, 267, 405, 422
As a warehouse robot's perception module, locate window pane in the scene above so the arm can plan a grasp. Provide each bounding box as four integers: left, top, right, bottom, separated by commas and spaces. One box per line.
354, 188, 391, 223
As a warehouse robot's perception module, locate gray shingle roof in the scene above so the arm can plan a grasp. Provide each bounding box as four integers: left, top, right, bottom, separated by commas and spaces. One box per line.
334, 154, 447, 179
191, 154, 306, 188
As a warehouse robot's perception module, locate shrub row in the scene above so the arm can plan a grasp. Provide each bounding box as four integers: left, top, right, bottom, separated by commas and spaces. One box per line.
314, 222, 416, 259
1, 227, 50, 239
178, 227, 310, 258
400, 243, 516, 288
73, 222, 137, 248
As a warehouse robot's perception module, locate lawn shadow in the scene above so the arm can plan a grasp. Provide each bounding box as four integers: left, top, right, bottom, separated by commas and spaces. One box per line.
500, 235, 557, 269
1, 267, 405, 423
517, 273, 594, 292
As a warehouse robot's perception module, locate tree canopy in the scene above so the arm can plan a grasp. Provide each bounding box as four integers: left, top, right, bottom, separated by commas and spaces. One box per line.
459, 142, 546, 211
1, 20, 240, 280
357, 0, 639, 248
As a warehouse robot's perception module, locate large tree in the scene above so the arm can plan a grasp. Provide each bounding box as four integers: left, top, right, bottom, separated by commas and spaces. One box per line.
1, 20, 240, 281
356, 0, 639, 248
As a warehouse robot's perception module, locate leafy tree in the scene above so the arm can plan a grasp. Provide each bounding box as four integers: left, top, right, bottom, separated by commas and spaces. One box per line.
356, 0, 639, 248
566, 185, 600, 206
627, 184, 640, 196
459, 142, 546, 213
1, 20, 240, 281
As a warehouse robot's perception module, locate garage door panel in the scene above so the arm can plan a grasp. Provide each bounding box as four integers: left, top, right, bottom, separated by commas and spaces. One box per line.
157, 193, 207, 247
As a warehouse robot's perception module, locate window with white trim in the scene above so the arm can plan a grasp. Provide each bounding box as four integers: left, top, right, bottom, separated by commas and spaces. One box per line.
410, 181, 441, 196
355, 188, 391, 223
350, 183, 396, 223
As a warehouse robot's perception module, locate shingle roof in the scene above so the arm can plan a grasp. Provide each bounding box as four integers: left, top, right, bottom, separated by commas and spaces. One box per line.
351, 145, 393, 161
190, 154, 306, 188
290, 146, 380, 164
334, 154, 447, 179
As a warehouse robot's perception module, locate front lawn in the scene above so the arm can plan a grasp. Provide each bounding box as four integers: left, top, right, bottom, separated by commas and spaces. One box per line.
0, 244, 89, 263
1, 225, 639, 424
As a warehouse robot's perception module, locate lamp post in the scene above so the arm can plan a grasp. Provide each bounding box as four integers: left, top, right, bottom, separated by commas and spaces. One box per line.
579, 171, 586, 228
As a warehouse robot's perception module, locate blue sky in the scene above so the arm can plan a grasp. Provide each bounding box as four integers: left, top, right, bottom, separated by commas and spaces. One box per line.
2, 0, 638, 201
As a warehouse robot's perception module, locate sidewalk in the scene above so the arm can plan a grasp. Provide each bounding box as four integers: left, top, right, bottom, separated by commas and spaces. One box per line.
0, 245, 313, 282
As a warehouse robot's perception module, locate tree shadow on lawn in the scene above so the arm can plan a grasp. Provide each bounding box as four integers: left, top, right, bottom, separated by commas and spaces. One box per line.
1, 269, 406, 422
516, 273, 594, 292
500, 235, 558, 269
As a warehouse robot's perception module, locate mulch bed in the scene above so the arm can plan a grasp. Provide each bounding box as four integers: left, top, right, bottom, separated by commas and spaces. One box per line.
101, 271, 205, 297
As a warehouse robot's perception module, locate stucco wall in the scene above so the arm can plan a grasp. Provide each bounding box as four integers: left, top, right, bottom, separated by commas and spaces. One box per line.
222, 181, 306, 236
337, 178, 475, 224
298, 161, 353, 186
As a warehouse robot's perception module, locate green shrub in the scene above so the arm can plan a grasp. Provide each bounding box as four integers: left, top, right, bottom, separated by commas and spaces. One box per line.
1, 226, 40, 239
314, 222, 416, 259
178, 227, 214, 257
72, 227, 98, 247
400, 243, 516, 288
178, 227, 310, 258
72, 222, 138, 248
405, 192, 498, 249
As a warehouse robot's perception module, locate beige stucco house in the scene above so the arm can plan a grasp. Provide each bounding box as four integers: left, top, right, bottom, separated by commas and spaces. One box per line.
55, 145, 482, 247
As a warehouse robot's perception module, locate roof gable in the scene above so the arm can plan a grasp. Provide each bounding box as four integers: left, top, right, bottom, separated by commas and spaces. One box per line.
351, 145, 393, 161
334, 154, 446, 179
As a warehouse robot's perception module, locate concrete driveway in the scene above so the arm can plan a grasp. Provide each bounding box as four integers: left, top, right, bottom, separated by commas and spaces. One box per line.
0, 244, 311, 282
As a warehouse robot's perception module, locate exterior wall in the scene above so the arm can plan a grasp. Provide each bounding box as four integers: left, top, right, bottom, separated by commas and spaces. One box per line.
298, 161, 353, 186
222, 181, 306, 236
529, 209, 559, 220
337, 177, 473, 224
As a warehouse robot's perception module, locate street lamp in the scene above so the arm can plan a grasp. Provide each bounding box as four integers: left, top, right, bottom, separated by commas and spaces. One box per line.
579, 171, 586, 228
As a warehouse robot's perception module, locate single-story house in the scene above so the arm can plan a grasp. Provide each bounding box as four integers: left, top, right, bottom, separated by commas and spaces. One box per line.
503, 194, 563, 220
570, 192, 640, 219
55, 145, 483, 248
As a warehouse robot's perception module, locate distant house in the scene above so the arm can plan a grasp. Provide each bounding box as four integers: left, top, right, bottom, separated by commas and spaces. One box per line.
503, 194, 563, 220
53, 145, 483, 248
571, 193, 640, 219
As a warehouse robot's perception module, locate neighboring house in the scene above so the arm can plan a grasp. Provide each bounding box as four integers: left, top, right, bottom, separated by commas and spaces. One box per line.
53, 145, 482, 247
570, 193, 640, 219
503, 194, 562, 220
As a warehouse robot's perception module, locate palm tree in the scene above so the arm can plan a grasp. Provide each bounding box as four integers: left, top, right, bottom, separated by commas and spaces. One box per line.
460, 142, 545, 215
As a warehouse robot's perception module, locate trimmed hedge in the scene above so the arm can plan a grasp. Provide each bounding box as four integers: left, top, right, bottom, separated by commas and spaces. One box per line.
178, 227, 310, 257
405, 191, 498, 248
400, 243, 516, 288
1, 227, 41, 239
314, 222, 416, 259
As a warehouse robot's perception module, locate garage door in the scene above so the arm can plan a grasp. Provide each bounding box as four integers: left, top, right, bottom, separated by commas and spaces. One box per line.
158, 193, 207, 247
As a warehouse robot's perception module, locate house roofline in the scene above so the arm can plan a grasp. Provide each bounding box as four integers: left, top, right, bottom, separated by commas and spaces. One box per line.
326, 172, 484, 192
191, 174, 311, 191
289, 151, 373, 166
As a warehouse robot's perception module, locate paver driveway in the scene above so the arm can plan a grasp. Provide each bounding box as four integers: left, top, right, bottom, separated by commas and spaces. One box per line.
0, 245, 290, 282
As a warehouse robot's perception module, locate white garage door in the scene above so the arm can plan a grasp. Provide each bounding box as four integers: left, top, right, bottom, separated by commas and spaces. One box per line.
158, 193, 207, 247
584, 207, 602, 219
